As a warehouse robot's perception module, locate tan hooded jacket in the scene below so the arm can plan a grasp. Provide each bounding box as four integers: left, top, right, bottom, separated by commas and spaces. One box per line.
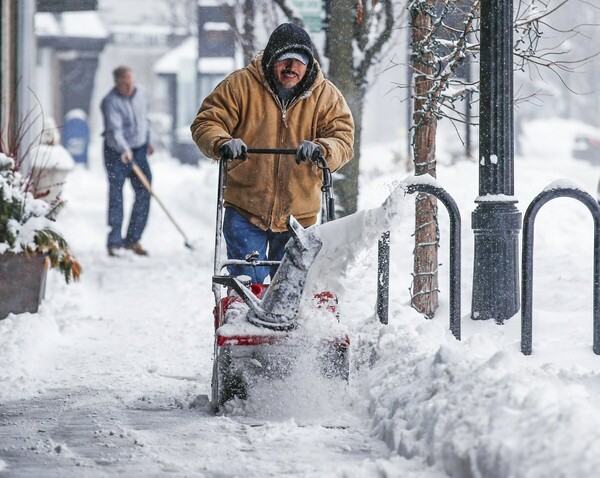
190, 53, 354, 232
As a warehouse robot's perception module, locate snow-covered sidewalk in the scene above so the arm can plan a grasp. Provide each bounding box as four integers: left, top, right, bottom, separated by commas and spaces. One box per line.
2, 118, 600, 477
0, 249, 410, 476
0, 151, 437, 477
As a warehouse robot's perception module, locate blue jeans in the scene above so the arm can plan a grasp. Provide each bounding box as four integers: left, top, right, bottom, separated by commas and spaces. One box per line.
223, 207, 292, 284
104, 144, 152, 248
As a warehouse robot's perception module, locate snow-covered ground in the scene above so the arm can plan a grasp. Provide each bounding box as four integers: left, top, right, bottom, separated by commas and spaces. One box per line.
1, 118, 600, 477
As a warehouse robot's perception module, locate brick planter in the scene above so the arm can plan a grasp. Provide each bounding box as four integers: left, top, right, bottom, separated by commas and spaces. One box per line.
0, 253, 48, 319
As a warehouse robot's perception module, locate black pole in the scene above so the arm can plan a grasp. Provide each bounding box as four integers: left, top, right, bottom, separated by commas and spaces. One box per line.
406, 26, 413, 164
376, 231, 390, 325
471, 0, 522, 322
465, 51, 472, 159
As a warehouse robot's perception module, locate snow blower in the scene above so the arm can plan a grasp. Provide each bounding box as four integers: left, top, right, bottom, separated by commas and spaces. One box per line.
210, 148, 349, 411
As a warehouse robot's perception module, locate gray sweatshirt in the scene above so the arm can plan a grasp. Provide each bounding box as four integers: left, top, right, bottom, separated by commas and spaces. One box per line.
100, 86, 151, 153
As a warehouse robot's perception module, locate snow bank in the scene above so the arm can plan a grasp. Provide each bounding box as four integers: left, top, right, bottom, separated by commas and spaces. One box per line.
349, 122, 600, 477
0, 310, 62, 400
359, 314, 600, 477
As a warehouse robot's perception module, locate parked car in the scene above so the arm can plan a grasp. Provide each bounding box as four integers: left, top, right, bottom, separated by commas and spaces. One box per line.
573, 130, 600, 164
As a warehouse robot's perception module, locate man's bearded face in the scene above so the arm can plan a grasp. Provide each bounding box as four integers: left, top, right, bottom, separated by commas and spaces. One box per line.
273, 59, 307, 89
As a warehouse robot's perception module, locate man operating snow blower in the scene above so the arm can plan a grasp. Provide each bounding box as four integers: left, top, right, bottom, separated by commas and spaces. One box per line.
190, 23, 354, 284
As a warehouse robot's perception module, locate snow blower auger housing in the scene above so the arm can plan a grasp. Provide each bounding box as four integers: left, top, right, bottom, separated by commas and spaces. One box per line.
210, 148, 350, 411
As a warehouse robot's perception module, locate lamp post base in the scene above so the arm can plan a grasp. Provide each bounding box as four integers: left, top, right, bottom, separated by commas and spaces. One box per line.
471, 201, 522, 323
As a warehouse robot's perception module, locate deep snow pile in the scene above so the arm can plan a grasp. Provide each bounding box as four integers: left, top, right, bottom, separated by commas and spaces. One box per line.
343, 118, 600, 477
1, 118, 600, 476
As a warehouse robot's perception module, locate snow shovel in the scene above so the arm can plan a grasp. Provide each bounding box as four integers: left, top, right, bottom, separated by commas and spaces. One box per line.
131, 162, 194, 250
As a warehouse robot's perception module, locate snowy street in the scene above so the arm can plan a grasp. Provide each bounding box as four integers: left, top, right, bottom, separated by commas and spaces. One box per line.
3, 119, 600, 477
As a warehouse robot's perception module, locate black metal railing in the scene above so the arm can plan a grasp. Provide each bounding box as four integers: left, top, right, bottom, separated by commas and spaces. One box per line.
521, 185, 600, 355
376, 180, 462, 340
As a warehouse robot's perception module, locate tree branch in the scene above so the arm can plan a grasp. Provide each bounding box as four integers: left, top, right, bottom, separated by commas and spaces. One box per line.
357, 0, 396, 84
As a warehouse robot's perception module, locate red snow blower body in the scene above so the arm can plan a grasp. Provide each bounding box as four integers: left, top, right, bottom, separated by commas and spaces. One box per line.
210, 149, 350, 410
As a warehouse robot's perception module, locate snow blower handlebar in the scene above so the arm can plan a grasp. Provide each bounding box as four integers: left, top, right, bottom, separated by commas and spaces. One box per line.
246, 148, 296, 155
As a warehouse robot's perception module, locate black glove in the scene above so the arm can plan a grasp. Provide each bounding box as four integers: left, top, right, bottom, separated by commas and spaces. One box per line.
219, 138, 248, 160
295, 140, 322, 165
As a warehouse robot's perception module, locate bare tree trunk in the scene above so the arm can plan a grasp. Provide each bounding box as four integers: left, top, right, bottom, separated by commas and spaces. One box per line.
241, 0, 255, 65
410, 0, 439, 318
273, 0, 395, 217
327, 0, 362, 216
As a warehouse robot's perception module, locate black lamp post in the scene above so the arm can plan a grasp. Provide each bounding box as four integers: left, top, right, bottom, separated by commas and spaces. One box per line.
471, 0, 522, 322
